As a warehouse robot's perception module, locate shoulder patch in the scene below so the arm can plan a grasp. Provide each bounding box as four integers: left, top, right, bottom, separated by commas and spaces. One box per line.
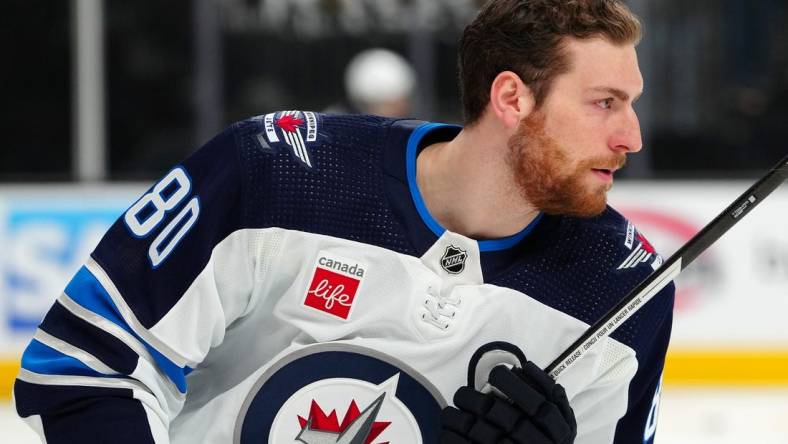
618, 227, 663, 271
254, 110, 321, 169
624, 221, 636, 250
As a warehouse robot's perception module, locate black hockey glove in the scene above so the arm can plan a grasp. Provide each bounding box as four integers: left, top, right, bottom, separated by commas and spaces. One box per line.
440, 361, 577, 444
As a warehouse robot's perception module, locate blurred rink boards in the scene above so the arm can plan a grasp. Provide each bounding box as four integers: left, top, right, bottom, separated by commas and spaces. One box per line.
0, 185, 143, 400
0, 181, 787, 442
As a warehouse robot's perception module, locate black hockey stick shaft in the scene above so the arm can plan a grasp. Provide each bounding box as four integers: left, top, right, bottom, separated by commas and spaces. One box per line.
546, 154, 788, 380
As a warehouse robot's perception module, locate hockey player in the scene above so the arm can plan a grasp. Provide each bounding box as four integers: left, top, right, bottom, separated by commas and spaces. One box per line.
14, 0, 673, 443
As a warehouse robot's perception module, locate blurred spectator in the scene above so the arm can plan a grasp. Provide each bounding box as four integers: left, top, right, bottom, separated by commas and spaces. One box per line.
326, 48, 416, 117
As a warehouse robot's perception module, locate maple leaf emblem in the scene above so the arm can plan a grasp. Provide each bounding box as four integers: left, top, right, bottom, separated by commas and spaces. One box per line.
636, 232, 655, 254
277, 114, 305, 133
296, 394, 391, 444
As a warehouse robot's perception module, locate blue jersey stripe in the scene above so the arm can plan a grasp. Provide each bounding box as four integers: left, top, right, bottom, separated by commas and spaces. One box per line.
40, 301, 141, 376
405, 123, 449, 240
21, 339, 107, 377
64, 266, 189, 393
65, 267, 131, 332
405, 122, 544, 251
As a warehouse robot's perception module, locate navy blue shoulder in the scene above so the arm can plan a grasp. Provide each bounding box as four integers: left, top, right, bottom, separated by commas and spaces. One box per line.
585, 205, 665, 276
491, 205, 674, 354
232, 112, 417, 255
233, 112, 397, 171
89, 112, 419, 329
567, 206, 673, 351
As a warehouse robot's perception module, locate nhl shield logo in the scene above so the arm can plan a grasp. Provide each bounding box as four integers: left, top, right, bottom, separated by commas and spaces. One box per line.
440, 245, 467, 274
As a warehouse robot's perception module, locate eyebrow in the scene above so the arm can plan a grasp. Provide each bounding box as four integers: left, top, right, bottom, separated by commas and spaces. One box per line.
589, 87, 643, 102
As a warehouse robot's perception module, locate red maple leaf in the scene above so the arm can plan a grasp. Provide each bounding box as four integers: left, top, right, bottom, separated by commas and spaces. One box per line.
277, 115, 304, 133
297, 399, 391, 444
637, 232, 655, 254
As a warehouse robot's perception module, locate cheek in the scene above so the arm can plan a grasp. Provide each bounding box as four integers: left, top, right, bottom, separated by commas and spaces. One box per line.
545, 104, 589, 136
550, 112, 606, 156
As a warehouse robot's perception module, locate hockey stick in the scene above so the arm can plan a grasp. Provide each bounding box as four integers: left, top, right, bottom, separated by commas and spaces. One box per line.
546, 154, 788, 380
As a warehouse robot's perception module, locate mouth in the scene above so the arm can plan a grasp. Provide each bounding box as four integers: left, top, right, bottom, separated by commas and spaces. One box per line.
591, 168, 616, 182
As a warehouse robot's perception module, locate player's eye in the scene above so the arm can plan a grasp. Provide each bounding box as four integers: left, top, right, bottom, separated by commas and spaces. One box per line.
596, 98, 614, 109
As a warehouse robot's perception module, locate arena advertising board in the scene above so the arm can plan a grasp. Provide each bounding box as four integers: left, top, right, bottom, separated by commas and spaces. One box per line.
0, 182, 786, 389
0, 186, 142, 353
609, 182, 788, 348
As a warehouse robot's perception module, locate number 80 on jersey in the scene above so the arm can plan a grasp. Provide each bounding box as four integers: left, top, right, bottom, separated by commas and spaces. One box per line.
123, 167, 201, 268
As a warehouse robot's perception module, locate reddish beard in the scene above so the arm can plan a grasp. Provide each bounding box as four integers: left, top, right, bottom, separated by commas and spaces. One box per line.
508, 112, 626, 218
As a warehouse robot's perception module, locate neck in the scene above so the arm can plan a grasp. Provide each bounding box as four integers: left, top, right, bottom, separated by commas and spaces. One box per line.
416, 119, 540, 240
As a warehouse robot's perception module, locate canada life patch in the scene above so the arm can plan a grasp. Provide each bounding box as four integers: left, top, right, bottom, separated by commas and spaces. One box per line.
257, 110, 320, 169
303, 252, 366, 320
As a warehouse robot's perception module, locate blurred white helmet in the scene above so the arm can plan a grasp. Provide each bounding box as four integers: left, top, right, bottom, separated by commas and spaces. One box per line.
344, 48, 416, 110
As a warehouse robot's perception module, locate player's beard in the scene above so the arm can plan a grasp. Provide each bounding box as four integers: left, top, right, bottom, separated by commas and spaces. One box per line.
508, 111, 626, 218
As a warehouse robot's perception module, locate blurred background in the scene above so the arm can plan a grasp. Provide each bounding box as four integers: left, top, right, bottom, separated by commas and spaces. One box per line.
1, 0, 787, 442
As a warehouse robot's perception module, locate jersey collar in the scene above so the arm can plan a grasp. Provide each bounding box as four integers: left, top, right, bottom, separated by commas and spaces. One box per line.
404, 122, 543, 252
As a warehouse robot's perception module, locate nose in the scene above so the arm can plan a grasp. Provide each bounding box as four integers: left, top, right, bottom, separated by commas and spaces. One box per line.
609, 107, 642, 153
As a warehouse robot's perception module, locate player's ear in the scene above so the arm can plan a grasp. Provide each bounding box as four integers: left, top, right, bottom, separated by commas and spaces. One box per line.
488, 71, 535, 129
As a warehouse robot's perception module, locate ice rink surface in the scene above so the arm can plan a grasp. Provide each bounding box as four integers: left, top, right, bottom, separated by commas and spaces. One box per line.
3, 387, 788, 443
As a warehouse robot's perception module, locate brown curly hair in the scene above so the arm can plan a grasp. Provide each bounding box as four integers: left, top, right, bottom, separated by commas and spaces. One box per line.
458, 0, 642, 124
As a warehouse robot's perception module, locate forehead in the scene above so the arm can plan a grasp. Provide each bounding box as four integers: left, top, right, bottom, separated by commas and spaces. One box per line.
557, 37, 643, 95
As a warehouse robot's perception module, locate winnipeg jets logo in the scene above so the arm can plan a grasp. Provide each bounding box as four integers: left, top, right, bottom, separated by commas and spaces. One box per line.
618, 232, 662, 271
296, 394, 389, 444
258, 110, 319, 169
265, 373, 423, 443
234, 344, 443, 443
440, 245, 467, 274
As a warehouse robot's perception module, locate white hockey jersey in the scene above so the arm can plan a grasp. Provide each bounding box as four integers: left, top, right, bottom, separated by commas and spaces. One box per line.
14, 112, 674, 444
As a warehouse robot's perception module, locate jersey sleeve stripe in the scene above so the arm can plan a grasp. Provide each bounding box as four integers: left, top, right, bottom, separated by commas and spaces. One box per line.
35, 310, 184, 406
16, 368, 150, 392
64, 265, 190, 393
21, 339, 111, 378
57, 293, 150, 362
145, 345, 189, 394
17, 304, 186, 423
54, 292, 184, 400
85, 257, 195, 368
32, 329, 118, 376
64, 266, 124, 323
40, 301, 139, 375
